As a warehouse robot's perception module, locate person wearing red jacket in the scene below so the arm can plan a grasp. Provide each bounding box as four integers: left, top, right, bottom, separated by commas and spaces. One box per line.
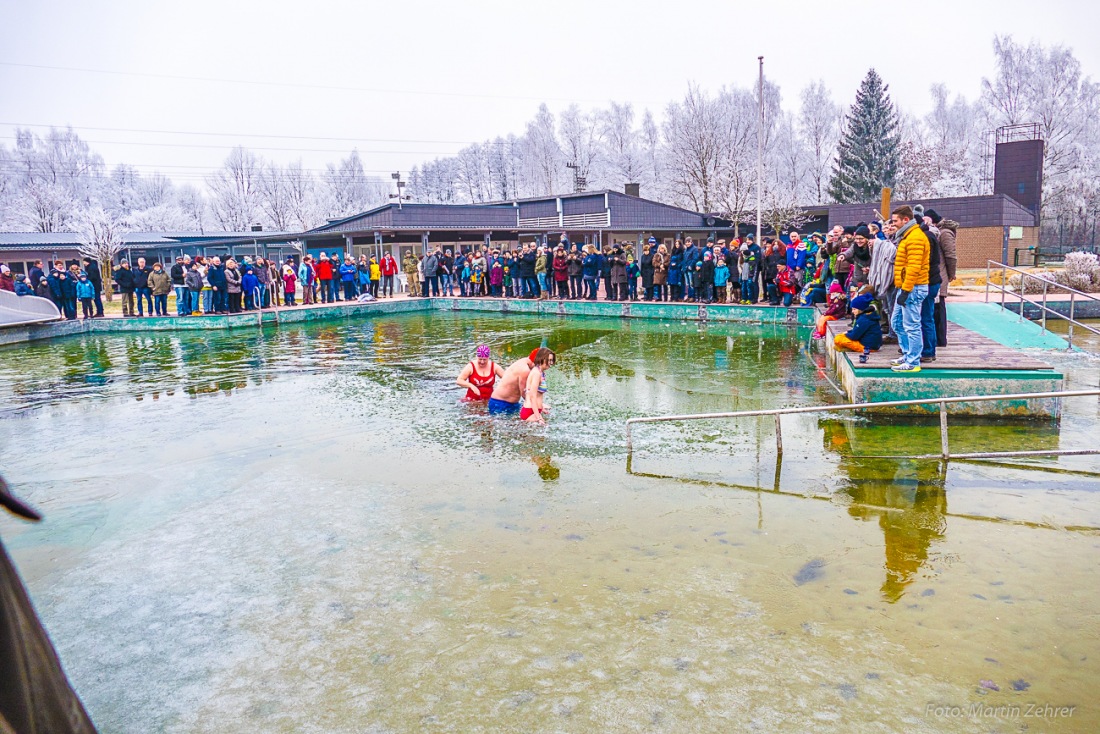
380, 252, 398, 298
775, 263, 799, 307
314, 252, 334, 303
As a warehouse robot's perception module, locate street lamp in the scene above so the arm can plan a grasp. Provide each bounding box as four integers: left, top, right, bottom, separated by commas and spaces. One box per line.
390, 171, 411, 210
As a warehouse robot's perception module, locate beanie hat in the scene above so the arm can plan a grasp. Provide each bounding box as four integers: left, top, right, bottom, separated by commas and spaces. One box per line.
842, 225, 856, 236
647, 237, 657, 244
854, 225, 871, 238
828, 282, 843, 294
924, 209, 941, 224
850, 293, 874, 312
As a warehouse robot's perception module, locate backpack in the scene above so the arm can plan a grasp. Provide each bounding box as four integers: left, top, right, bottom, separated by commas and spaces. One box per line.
920, 224, 943, 287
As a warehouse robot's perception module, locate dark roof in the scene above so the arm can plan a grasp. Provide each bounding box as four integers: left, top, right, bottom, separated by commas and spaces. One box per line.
0, 231, 294, 251
306, 190, 732, 237
809, 194, 1037, 229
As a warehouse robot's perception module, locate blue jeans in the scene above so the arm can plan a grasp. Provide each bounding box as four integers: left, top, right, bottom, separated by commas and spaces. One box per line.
440, 273, 451, 294
153, 293, 168, 316
583, 276, 598, 300
921, 283, 941, 359
202, 289, 212, 313
537, 272, 548, 296
891, 285, 929, 367
135, 287, 153, 315
174, 286, 188, 315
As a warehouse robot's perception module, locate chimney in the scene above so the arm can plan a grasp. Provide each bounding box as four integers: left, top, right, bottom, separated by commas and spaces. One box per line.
251, 223, 263, 232
624, 183, 640, 198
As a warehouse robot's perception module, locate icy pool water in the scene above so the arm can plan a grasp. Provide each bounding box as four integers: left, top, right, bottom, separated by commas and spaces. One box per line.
0, 312, 1098, 733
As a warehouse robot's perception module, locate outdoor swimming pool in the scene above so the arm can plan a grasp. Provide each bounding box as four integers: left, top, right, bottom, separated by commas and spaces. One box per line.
1, 312, 1098, 733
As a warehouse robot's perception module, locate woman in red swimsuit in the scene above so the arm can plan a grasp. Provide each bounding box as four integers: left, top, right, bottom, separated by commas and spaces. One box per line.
456, 344, 506, 401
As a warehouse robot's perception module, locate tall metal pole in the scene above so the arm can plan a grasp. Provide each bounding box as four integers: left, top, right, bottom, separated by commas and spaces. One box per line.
756, 56, 764, 244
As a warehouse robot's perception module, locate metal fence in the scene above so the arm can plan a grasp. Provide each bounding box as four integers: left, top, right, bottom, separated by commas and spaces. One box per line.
985, 260, 1100, 349
625, 389, 1100, 462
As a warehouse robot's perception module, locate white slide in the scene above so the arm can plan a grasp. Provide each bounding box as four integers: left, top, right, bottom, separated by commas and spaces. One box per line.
0, 289, 62, 327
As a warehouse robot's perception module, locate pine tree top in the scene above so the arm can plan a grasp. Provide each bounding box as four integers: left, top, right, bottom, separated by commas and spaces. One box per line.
828, 69, 901, 204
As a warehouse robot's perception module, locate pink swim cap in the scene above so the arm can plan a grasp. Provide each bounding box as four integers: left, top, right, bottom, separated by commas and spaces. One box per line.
476, 344, 490, 359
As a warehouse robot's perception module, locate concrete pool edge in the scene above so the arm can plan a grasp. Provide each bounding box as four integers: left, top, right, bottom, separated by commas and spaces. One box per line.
0, 298, 816, 347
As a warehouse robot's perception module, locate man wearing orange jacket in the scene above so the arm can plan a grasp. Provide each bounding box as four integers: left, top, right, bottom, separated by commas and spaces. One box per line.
888, 205, 930, 373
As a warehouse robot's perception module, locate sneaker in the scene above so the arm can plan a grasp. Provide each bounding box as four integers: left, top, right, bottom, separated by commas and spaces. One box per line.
890, 357, 906, 366
891, 363, 921, 373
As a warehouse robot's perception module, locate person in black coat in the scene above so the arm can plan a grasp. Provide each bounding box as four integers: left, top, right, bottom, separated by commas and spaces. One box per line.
81, 257, 104, 317
640, 240, 655, 300
206, 258, 228, 313
28, 260, 46, 290
113, 260, 136, 316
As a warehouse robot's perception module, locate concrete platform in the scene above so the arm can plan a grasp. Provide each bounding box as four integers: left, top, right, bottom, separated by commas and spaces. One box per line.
821, 310, 1064, 417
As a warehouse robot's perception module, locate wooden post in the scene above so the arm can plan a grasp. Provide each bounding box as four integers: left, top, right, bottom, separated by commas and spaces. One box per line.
880, 188, 892, 221
774, 414, 783, 455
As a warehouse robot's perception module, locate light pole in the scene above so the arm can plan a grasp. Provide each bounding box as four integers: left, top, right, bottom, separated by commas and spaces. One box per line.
756, 56, 764, 245
390, 171, 410, 210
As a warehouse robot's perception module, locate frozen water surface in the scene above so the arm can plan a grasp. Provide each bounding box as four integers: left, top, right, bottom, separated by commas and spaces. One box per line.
0, 312, 1098, 733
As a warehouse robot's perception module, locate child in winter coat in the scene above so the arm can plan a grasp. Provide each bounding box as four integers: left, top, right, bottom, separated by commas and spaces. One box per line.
76, 273, 96, 318
489, 260, 503, 297
502, 266, 513, 298
470, 264, 483, 295
281, 265, 297, 306
713, 258, 730, 303
35, 278, 52, 300
813, 282, 848, 339
776, 264, 799, 307
241, 267, 260, 310
835, 289, 883, 363
13, 273, 33, 296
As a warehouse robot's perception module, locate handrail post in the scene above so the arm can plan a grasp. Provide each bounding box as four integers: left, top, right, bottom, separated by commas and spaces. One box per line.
1067, 292, 1075, 350
985, 260, 990, 303
625, 421, 633, 454
1019, 272, 1026, 320
939, 401, 950, 460
1000, 263, 1006, 309
774, 414, 783, 456
1041, 281, 1047, 333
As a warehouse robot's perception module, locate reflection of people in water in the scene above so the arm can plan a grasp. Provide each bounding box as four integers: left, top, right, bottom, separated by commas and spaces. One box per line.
456, 344, 505, 401
520, 348, 555, 423
532, 454, 560, 480
824, 422, 947, 603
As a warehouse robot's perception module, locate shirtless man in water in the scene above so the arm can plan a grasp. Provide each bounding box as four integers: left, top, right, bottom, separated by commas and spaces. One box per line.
487, 351, 535, 415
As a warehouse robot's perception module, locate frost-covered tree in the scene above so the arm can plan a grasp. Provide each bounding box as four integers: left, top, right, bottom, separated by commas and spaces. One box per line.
828, 69, 901, 203
207, 147, 262, 231
799, 81, 842, 204
322, 150, 388, 218
602, 102, 644, 190
75, 206, 128, 299
981, 35, 1100, 244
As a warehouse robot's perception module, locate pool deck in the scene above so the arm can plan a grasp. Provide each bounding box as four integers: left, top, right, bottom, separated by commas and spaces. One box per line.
0, 295, 816, 346
821, 301, 1065, 417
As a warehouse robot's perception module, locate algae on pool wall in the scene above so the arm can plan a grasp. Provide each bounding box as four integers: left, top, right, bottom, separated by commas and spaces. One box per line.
0, 311, 1096, 733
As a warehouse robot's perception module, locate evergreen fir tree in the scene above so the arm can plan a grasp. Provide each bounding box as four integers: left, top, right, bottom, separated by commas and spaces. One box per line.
828, 69, 901, 203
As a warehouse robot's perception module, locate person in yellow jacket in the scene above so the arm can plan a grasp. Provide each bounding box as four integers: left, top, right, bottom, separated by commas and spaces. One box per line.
889, 205, 930, 373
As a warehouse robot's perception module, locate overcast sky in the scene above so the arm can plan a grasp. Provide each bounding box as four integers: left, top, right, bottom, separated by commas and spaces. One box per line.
1, 0, 1095, 188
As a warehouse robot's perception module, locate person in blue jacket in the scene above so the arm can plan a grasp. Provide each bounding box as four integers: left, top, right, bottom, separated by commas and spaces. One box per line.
581, 246, 600, 300
682, 237, 699, 301
668, 242, 683, 301
835, 290, 884, 363
339, 257, 357, 300
241, 266, 260, 310
75, 272, 96, 319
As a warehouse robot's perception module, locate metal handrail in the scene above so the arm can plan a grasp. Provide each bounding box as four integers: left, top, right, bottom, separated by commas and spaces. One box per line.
624, 389, 1100, 461
985, 260, 1100, 350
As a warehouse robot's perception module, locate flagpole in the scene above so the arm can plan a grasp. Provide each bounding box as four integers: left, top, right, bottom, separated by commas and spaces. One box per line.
756, 56, 764, 244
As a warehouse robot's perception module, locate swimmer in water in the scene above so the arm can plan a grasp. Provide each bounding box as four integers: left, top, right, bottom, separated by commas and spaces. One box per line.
487, 351, 535, 415
520, 347, 555, 423
456, 344, 505, 401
